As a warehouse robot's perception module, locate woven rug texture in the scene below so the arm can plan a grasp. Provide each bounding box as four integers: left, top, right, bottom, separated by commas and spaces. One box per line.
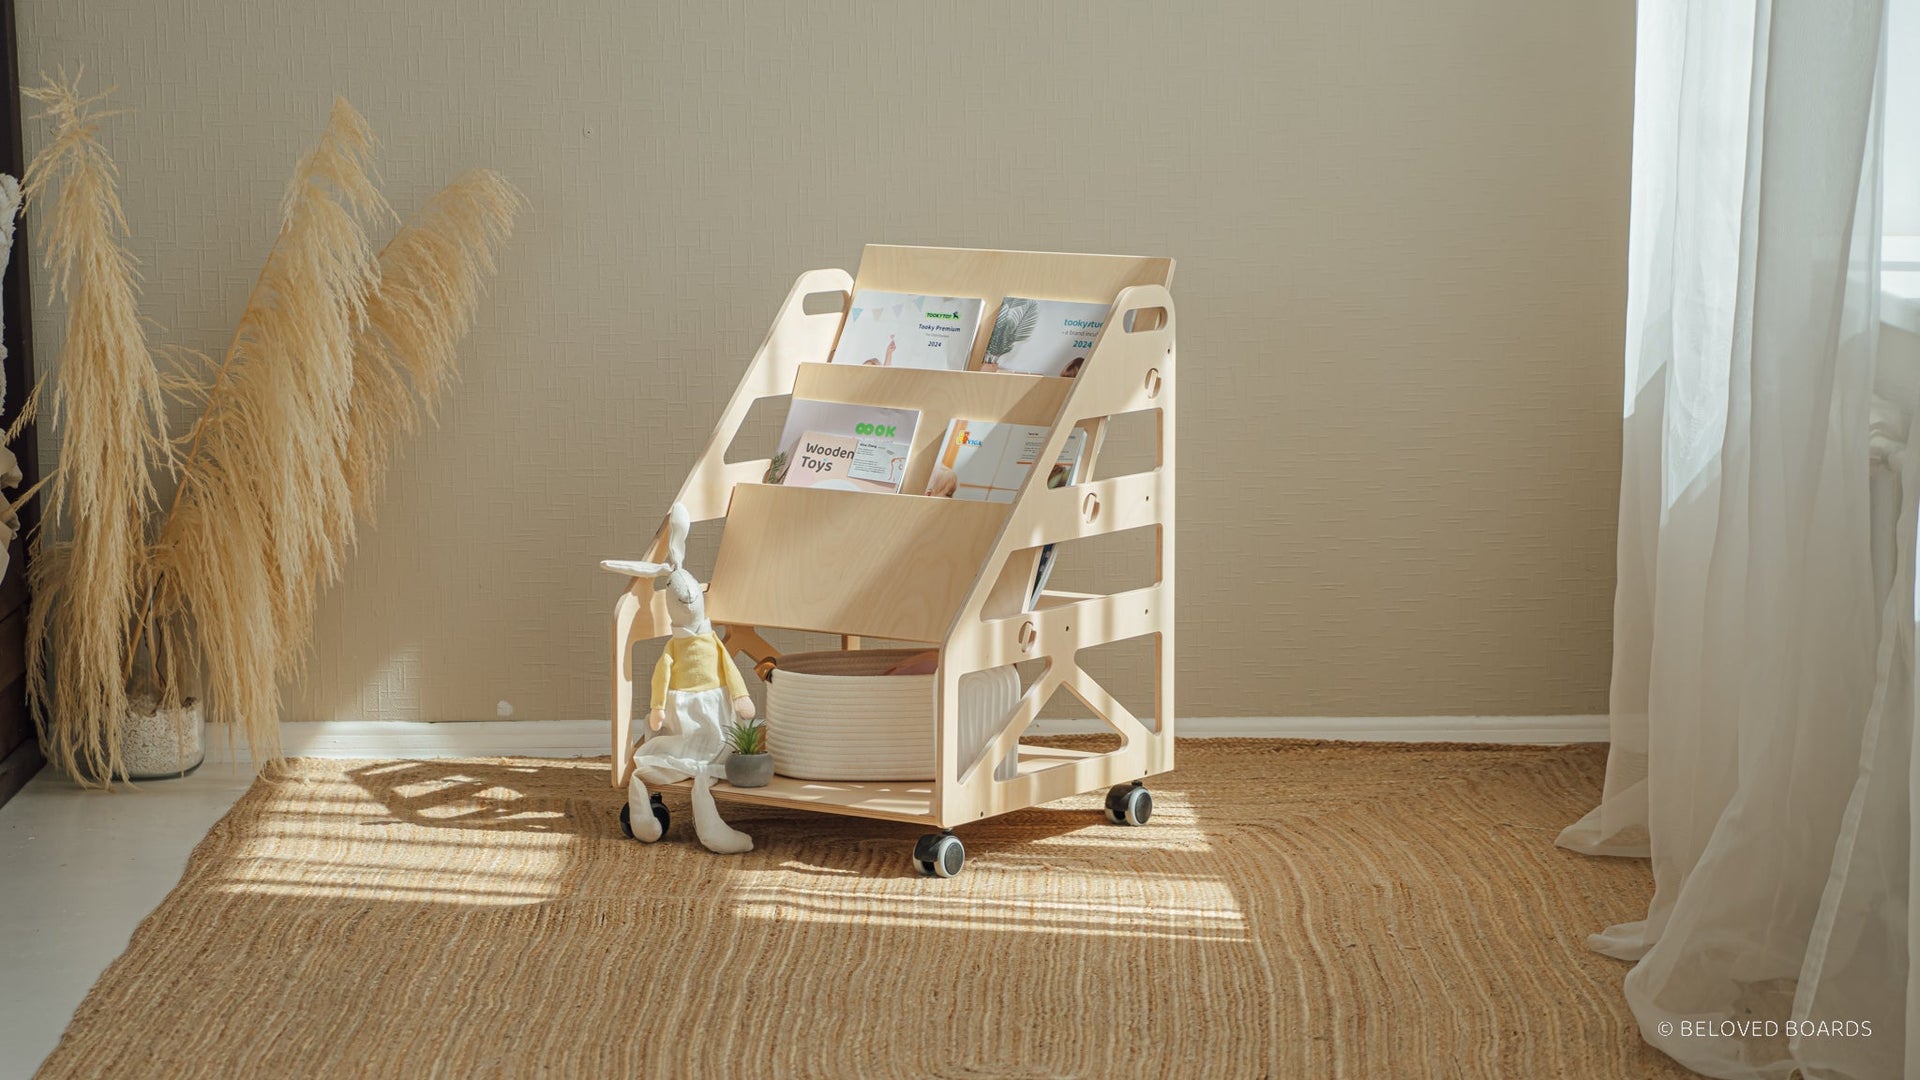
35, 739, 1689, 1078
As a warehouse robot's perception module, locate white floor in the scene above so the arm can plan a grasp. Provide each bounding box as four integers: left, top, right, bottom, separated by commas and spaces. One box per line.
0, 767, 254, 1080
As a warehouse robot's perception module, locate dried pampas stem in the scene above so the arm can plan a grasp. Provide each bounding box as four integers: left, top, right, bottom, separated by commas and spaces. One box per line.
146, 97, 388, 764
20, 73, 169, 786
344, 168, 522, 521
24, 80, 521, 779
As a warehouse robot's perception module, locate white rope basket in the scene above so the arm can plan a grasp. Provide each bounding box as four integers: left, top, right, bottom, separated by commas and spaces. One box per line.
765, 649, 1020, 782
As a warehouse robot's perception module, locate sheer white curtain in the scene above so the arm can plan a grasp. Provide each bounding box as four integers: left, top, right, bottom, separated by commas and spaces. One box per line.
1558, 1, 1899, 1077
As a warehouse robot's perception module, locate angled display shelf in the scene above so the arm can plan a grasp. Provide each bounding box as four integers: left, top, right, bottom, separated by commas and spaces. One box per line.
608, 245, 1176, 867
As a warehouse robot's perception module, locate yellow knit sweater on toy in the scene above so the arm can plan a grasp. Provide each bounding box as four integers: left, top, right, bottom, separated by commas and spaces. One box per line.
650, 632, 748, 710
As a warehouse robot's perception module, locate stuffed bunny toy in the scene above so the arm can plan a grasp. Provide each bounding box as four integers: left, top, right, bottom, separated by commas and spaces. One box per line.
602, 503, 755, 854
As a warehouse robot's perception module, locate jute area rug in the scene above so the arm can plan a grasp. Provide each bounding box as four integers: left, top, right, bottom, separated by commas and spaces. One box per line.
37, 740, 1689, 1078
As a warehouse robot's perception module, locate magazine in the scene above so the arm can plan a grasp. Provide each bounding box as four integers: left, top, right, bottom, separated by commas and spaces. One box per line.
924, 420, 1088, 504
922, 418, 1089, 607
979, 296, 1112, 377
830, 290, 985, 371
764, 399, 920, 494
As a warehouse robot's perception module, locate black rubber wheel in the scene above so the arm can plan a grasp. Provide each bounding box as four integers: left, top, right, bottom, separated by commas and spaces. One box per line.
912, 832, 965, 878
1104, 783, 1153, 826
620, 795, 671, 840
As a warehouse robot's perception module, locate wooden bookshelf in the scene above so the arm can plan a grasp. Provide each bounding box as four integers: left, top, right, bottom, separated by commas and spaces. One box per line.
609, 245, 1176, 867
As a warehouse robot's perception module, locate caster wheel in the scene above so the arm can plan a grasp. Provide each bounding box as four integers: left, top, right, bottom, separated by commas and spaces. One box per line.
912, 832, 965, 878
619, 795, 670, 839
1104, 783, 1152, 826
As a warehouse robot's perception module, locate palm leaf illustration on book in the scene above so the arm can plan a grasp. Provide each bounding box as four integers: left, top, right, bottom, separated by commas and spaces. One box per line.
985, 297, 1038, 367
979, 295, 1113, 376
762, 399, 920, 493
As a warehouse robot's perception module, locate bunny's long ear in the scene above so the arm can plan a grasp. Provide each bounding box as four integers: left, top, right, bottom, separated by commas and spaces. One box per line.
665, 502, 691, 570
601, 559, 671, 579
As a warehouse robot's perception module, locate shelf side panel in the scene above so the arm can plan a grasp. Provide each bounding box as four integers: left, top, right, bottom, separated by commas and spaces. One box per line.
706, 485, 1008, 642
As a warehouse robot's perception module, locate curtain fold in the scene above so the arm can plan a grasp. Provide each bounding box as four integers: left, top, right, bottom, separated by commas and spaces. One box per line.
1559, 1, 1897, 1076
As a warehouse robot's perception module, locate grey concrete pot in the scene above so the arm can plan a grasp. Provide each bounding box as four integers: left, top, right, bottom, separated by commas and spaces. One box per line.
725, 752, 774, 788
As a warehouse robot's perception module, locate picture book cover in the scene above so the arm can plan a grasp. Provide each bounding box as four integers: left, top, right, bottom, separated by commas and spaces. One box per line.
924, 420, 1089, 504
830, 290, 985, 370
979, 296, 1112, 377
764, 399, 919, 493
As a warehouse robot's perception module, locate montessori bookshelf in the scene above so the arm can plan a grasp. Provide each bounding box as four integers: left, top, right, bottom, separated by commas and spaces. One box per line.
609, 245, 1176, 877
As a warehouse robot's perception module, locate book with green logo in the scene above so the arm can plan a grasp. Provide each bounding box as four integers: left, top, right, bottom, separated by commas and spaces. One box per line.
763, 399, 920, 494
830, 290, 985, 370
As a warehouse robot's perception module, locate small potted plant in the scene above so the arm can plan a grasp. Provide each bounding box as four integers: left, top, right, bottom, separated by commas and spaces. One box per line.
724, 717, 772, 788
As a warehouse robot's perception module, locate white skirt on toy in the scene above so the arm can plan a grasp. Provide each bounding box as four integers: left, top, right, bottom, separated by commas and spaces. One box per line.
626, 684, 753, 854
631, 686, 730, 784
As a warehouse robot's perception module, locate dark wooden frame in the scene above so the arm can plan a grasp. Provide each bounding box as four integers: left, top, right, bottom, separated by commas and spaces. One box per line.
0, 0, 41, 807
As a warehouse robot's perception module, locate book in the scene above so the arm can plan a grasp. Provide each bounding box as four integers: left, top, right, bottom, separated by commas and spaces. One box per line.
979, 296, 1112, 377
924, 420, 1088, 504
1023, 437, 1092, 608
830, 290, 985, 371
764, 399, 920, 494
1027, 544, 1062, 610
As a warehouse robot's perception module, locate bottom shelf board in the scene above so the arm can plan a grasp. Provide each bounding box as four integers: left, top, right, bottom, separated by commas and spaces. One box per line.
662, 744, 1105, 825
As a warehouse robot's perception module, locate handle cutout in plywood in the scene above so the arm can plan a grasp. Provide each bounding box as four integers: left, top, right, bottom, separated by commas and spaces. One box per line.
722, 395, 792, 465
802, 289, 851, 316
1121, 306, 1169, 333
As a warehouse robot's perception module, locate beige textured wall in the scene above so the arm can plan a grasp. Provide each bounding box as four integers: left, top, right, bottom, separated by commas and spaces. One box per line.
18, 1, 1631, 721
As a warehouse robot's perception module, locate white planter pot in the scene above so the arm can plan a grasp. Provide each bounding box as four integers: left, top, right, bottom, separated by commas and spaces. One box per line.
122, 697, 206, 779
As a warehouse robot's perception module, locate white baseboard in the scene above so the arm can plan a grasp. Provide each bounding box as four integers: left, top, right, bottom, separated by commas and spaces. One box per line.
207, 715, 1608, 762
204, 720, 612, 763
1029, 715, 1610, 743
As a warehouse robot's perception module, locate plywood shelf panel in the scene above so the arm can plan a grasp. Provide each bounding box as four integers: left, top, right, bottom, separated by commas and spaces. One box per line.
665, 774, 936, 825
790, 363, 1074, 497
704, 484, 1009, 642
854, 245, 1175, 371
667, 746, 1106, 826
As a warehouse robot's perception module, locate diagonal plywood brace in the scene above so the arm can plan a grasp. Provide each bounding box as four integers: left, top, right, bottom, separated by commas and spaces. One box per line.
1060, 665, 1160, 748
958, 659, 1068, 787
